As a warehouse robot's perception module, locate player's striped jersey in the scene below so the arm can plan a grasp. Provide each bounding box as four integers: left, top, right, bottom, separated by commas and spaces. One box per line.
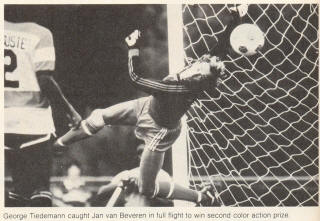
4, 21, 56, 134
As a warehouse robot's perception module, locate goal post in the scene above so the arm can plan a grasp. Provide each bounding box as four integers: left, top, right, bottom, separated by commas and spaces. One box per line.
170, 4, 319, 207
167, 4, 193, 206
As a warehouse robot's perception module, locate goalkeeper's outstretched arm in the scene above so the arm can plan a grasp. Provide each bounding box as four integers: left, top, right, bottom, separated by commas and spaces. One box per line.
127, 30, 226, 95
128, 49, 192, 95
126, 30, 193, 95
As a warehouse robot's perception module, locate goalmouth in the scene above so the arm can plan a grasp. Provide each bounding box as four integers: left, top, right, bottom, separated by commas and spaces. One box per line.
168, 3, 319, 207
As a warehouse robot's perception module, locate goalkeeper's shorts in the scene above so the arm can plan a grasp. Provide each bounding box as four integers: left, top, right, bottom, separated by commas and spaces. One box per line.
134, 96, 181, 152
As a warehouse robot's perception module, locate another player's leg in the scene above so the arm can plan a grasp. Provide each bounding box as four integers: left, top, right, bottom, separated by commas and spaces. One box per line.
5, 148, 30, 207
5, 134, 53, 207
28, 139, 53, 207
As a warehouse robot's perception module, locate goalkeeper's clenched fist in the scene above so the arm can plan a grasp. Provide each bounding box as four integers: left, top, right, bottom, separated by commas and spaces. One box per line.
125, 29, 141, 48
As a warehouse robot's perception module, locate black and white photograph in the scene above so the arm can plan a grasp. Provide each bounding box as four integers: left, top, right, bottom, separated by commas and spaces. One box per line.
2, 1, 319, 219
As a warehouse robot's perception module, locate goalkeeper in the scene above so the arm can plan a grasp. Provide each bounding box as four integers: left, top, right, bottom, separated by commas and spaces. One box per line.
55, 30, 225, 206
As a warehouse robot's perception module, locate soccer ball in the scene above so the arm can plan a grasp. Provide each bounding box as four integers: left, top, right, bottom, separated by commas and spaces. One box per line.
230, 23, 265, 56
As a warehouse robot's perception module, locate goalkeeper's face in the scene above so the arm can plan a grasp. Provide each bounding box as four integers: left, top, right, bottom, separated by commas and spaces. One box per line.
179, 55, 225, 88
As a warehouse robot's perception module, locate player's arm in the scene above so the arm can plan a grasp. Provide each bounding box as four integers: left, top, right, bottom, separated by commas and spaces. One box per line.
34, 26, 81, 127
36, 71, 81, 127
126, 30, 192, 95
95, 170, 131, 206
95, 183, 118, 206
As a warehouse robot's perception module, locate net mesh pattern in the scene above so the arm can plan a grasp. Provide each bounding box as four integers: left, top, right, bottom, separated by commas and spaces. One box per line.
182, 4, 319, 206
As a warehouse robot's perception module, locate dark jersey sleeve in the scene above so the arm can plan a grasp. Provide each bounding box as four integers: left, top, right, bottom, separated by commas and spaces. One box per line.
128, 49, 192, 95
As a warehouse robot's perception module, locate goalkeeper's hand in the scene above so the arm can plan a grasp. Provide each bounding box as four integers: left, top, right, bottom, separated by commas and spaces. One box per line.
125, 29, 141, 48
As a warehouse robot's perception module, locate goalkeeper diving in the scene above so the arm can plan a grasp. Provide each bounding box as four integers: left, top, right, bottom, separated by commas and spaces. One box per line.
54, 29, 226, 206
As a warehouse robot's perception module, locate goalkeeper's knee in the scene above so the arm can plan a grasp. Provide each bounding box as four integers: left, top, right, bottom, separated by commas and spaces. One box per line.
30, 190, 52, 207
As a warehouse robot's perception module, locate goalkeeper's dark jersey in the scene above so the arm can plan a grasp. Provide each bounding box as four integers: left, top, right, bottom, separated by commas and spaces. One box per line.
128, 49, 199, 128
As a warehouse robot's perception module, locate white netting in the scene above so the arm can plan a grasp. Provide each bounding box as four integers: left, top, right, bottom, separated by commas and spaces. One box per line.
183, 4, 319, 206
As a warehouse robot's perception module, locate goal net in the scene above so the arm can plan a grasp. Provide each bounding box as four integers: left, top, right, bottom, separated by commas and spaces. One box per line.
182, 4, 318, 206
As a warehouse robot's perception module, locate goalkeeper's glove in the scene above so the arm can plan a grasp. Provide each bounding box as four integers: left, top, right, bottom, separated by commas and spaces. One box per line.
125, 29, 141, 49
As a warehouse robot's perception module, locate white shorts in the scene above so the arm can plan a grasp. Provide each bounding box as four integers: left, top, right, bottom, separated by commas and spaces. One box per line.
134, 96, 181, 152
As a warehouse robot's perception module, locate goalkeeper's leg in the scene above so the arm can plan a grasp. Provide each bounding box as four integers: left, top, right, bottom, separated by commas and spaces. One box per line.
138, 148, 220, 206
55, 99, 140, 147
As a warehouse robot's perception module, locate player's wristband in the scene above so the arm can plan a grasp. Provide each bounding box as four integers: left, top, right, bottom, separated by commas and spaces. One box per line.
57, 137, 66, 147
128, 48, 140, 57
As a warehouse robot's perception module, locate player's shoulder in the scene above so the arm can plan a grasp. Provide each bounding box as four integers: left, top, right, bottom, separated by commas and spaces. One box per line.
5, 21, 52, 38
25, 22, 53, 39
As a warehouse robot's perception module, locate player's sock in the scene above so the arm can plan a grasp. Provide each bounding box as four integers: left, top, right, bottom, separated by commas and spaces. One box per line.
30, 190, 52, 207
5, 191, 30, 207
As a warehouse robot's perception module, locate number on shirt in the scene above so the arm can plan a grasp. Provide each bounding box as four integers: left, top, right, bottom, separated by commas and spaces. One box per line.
4, 49, 19, 88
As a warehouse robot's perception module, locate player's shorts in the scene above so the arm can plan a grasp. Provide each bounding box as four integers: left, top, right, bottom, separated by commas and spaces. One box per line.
133, 96, 181, 152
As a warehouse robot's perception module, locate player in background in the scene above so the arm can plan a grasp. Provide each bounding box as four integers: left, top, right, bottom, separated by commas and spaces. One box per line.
55, 5, 247, 206
96, 167, 174, 207
94, 142, 174, 207
4, 21, 81, 207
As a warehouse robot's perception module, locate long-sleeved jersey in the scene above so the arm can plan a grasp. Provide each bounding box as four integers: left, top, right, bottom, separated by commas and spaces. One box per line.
128, 49, 194, 95
128, 48, 199, 128
127, 8, 240, 128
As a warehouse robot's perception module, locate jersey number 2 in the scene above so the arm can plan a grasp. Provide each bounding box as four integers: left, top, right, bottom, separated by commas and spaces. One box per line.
4, 49, 19, 88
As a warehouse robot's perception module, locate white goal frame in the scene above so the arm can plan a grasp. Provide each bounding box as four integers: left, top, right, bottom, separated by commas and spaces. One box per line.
167, 4, 193, 207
